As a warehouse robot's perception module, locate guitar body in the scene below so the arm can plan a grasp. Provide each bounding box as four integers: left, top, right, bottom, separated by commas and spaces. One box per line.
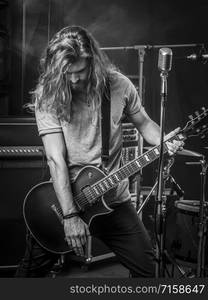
23, 166, 113, 254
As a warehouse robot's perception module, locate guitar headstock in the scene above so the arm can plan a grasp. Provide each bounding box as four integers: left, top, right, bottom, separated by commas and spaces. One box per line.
182, 107, 208, 139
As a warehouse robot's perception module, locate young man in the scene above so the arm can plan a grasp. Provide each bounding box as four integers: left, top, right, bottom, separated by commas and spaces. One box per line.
16, 25, 183, 277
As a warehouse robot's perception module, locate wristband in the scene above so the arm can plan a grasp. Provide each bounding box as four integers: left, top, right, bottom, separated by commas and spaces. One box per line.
63, 212, 79, 220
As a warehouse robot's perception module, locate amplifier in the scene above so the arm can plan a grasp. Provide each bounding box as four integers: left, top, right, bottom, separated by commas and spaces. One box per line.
0, 117, 42, 146
0, 117, 47, 272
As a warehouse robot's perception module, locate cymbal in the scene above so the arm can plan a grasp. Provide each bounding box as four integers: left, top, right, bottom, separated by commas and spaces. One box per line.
143, 147, 202, 157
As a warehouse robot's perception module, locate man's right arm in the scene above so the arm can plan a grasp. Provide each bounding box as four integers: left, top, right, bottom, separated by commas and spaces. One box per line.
42, 132, 76, 216
41, 132, 90, 256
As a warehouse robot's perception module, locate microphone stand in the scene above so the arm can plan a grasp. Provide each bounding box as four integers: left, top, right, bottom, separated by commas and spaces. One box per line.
155, 69, 169, 278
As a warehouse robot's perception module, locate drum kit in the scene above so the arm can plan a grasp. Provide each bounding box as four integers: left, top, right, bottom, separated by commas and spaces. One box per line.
139, 146, 208, 277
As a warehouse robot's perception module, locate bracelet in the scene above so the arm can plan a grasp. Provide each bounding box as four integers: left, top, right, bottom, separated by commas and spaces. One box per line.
63, 212, 79, 220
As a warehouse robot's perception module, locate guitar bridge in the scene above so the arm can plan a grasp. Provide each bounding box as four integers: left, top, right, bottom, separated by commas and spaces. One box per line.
51, 204, 63, 224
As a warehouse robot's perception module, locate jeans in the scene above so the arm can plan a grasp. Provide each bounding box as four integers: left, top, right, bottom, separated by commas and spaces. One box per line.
15, 200, 155, 277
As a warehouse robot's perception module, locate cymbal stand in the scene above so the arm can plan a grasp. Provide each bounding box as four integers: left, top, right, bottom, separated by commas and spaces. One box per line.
196, 155, 208, 277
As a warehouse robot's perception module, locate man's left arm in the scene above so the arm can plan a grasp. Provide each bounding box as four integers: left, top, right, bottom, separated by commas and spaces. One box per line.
128, 107, 184, 155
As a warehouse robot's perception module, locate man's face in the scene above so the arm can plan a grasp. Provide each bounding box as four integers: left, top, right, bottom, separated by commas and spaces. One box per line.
66, 57, 89, 93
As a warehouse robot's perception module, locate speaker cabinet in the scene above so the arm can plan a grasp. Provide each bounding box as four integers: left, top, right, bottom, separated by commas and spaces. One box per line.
0, 159, 49, 269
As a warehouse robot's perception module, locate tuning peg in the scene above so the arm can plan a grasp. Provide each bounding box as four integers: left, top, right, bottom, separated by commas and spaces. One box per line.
188, 114, 194, 120
202, 107, 207, 114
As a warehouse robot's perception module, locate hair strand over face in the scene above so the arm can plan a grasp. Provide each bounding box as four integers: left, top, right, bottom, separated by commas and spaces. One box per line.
29, 25, 116, 122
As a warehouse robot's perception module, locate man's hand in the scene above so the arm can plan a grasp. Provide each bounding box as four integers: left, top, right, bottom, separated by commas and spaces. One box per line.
64, 216, 90, 257
164, 127, 184, 156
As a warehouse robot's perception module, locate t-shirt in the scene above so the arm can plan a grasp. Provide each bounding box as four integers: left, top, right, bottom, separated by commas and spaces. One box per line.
35, 71, 142, 207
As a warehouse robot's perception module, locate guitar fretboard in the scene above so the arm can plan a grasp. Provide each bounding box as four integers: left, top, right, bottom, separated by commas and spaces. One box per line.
90, 134, 184, 200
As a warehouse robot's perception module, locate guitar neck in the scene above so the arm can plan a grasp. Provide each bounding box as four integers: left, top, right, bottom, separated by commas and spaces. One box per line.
91, 133, 185, 197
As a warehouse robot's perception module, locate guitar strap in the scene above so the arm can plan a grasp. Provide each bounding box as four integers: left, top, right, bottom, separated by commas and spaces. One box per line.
101, 77, 111, 171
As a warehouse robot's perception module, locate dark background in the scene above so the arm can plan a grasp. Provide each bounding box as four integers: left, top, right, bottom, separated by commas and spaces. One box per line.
1, 0, 208, 201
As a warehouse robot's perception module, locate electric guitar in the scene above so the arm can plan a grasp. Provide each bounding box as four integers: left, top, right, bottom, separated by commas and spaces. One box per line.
23, 108, 208, 254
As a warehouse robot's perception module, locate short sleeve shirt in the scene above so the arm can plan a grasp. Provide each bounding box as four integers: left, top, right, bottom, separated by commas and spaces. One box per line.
35, 71, 142, 206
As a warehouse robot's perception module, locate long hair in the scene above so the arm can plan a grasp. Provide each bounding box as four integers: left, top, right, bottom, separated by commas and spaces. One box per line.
31, 25, 115, 122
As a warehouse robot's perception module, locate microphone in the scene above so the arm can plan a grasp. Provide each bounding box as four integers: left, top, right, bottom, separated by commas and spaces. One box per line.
158, 48, 173, 72
187, 53, 208, 61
